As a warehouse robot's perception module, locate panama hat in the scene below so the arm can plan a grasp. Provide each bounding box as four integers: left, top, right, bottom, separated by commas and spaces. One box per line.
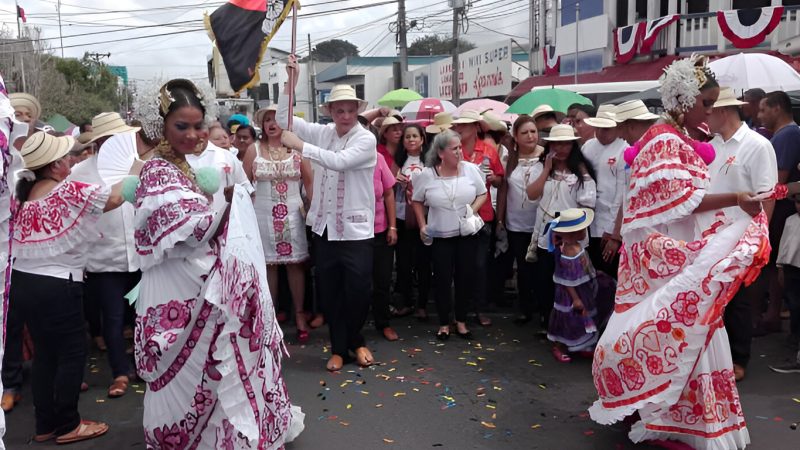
321, 84, 368, 116
378, 116, 403, 138
584, 104, 617, 128
9, 93, 41, 121
481, 110, 508, 132
614, 100, 659, 122
451, 110, 489, 132
543, 124, 580, 142
713, 87, 747, 108
88, 112, 140, 144
77, 131, 94, 145
425, 112, 453, 134
551, 208, 594, 233
531, 104, 556, 120
254, 105, 278, 127
21, 131, 74, 170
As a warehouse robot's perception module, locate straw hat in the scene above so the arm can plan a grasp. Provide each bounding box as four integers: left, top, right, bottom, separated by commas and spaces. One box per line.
379, 116, 403, 138
20, 131, 74, 170
9, 93, 41, 121
451, 110, 489, 132
481, 110, 508, 132
531, 104, 556, 120
425, 112, 453, 134
584, 104, 617, 128
254, 105, 278, 127
614, 100, 659, 122
88, 112, 140, 143
551, 208, 594, 233
321, 84, 368, 116
713, 87, 747, 108
543, 124, 580, 142
77, 131, 94, 145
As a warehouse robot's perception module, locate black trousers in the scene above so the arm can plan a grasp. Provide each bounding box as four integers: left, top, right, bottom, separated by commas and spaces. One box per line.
507, 231, 538, 318
535, 247, 556, 329
725, 275, 758, 368
588, 237, 620, 279
314, 234, 373, 358
473, 222, 493, 312
431, 235, 478, 326
372, 231, 394, 330
11, 270, 86, 435
2, 270, 25, 393
785, 266, 800, 337
85, 271, 141, 379
395, 220, 432, 309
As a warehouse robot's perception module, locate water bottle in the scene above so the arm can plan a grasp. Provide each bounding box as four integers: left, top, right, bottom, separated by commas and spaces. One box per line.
481, 155, 491, 176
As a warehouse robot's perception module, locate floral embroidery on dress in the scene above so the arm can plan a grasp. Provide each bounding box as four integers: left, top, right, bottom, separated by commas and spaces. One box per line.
14, 181, 103, 244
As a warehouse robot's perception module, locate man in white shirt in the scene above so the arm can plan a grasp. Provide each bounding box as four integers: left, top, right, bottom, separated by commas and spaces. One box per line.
186, 125, 254, 211
582, 105, 627, 277
706, 87, 778, 382
278, 56, 377, 372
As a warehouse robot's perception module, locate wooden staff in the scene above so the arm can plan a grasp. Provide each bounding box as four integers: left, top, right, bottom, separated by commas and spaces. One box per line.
287, 0, 299, 130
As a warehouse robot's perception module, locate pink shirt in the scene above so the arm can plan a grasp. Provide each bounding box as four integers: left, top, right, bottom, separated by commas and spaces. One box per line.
373, 154, 396, 233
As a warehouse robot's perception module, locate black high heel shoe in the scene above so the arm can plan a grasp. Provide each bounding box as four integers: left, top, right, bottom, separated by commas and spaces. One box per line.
455, 330, 473, 340
436, 330, 450, 341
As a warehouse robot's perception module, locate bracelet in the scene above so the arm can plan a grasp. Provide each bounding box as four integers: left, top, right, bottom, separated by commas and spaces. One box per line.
389, 226, 397, 231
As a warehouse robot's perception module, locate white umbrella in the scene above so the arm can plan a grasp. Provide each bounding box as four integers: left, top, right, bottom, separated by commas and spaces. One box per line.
709, 53, 800, 92
400, 98, 457, 122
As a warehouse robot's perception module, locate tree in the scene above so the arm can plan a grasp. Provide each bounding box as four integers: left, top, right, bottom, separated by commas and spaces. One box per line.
407, 35, 475, 56
307, 39, 359, 62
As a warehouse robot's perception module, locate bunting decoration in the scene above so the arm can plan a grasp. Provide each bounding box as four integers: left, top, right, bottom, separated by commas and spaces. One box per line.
205, 0, 299, 94
613, 22, 643, 64
543, 45, 560, 76
717, 6, 784, 49
639, 14, 678, 54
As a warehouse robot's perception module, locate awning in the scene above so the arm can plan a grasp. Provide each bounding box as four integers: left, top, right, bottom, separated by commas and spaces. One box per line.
507, 56, 678, 103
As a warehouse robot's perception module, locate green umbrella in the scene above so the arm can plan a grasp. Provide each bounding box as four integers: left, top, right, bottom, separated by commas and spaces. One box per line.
378, 88, 423, 108
46, 113, 75, 133
506, 88, 592, 114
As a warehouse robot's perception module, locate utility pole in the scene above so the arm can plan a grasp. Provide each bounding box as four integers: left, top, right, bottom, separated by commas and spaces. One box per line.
529, 0, 535, 76
57, 0, 64, 58
397, 0, 409, 89
308, 33, 317, 123
574, 1, 579, 86
451, 1, 463, 105
15, 0, 26, 92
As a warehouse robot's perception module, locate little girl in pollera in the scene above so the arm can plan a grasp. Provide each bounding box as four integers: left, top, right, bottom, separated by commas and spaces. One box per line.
545, 208, 613, 363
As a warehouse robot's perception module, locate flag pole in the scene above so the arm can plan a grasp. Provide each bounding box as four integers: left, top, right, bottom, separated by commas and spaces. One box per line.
287, 0, 299, 130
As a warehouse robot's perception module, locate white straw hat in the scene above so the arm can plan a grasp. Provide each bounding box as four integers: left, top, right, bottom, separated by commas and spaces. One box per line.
9, 93, 41, 121
21, 131, 74, 170
451, 109, 489, 132
378, 116, 403, 138
531, 104, 556, 120
713, 87, 747, 108
254, 105, 279, 127
614, 100, 659, 122
88, 112, 140, 143
551, 208, 594, 232
481, 110, 508, 132
584, 104, 617, 128
543, 124, 580, 142
320, 84, 368, 116
425, 112, 453, 134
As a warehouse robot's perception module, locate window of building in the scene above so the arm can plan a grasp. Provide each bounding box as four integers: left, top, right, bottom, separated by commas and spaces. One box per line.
356, 84, 365, 101
561, 0, 603, 25
559, 48, 604, 75
686, 0, 709, 14
732, 0, 771, 8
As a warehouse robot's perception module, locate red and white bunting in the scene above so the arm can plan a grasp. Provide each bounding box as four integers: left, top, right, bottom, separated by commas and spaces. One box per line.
613, 22, 643, 64
717, 6, 784, 49
639, 14, 679, 54
543, 45, 560, 76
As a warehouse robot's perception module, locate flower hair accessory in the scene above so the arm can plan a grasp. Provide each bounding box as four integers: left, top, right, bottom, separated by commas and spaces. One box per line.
158, 79, 207, 118
659, 54, 715, 114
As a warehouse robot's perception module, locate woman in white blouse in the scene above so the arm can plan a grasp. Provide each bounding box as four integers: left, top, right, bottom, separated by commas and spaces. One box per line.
412, 130, 487, 340
526, 124, 596, 331
496, 116, 545, 325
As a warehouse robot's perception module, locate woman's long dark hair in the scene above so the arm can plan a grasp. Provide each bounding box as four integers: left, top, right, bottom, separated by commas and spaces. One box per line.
540, 140, 596, 187
506, 115, 538, 176
16, 168, 47, 205
394, 124, 428, 168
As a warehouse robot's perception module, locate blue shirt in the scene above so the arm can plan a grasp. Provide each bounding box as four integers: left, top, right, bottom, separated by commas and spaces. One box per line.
771, 124, 800, 183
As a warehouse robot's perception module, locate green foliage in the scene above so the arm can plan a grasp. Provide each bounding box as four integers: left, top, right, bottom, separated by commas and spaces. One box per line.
39, 55, 121, 124
407, 35, 475, 56
307, 39, 359, 62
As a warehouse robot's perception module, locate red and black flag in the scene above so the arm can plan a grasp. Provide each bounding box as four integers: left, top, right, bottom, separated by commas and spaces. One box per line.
205, 0, 298, 94
17, 5, 27, 23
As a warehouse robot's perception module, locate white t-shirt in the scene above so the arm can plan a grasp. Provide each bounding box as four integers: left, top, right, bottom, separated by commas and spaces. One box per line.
505, 158, 543, 233
778, 213, 800, 269
532, 170, 596, 249
395, 154, 424, 221
412, 161, 487, 238
581, 137, 628, 237
697, 122, 778, 231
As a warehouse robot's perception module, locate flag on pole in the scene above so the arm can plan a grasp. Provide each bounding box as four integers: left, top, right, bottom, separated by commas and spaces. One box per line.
205, 0, 299, 94
17, 5, 27, 23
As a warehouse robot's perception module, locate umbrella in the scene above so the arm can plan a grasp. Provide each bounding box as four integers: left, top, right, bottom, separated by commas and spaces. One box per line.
378, 88, 423, 108
400, 98, 457, 121
506, 88, 592, 115
709, 53, 800, 92
458, 99, 517, 123
46, 113, 75, 133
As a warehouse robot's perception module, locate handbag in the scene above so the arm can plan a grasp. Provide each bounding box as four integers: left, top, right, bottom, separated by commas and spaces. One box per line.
458, 204, 484, 236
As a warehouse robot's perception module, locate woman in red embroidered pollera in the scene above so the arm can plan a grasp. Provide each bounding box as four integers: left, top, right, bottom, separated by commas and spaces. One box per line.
589, 55, 768, 450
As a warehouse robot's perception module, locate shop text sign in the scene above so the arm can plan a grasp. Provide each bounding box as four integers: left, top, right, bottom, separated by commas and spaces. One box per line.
432, 40, 512, 100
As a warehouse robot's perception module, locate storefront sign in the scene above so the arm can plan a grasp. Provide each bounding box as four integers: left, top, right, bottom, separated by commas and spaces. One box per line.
429, 40, 513, 100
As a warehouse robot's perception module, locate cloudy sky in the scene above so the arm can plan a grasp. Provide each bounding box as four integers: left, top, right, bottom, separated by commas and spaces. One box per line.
0, 0, 530, 83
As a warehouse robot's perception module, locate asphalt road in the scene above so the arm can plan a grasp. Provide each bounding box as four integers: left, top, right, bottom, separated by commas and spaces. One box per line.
4, 311, 800, 449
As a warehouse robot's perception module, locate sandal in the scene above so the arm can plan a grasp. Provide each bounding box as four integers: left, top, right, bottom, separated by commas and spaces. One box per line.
392, 306, 413, 318
33, 431, 56, 442
55, 420, 108, 444
108, 376, 129, 398
552, 347, 571, 363
295, 313, 310, 344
